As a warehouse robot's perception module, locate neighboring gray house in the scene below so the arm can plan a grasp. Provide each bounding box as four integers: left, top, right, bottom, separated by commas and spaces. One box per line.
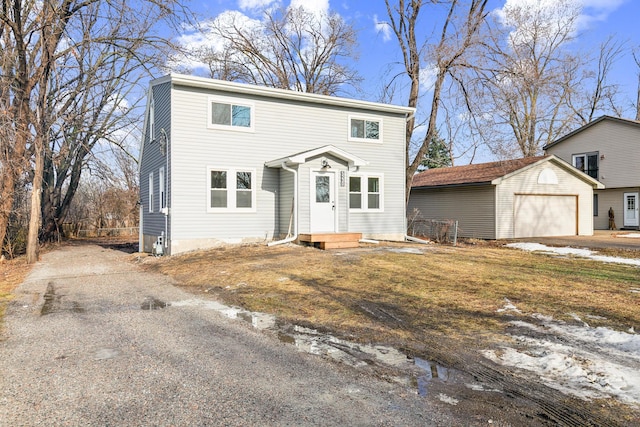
544, 116, 640, 230
139, 74, 415, 255
408, 155, 603, 239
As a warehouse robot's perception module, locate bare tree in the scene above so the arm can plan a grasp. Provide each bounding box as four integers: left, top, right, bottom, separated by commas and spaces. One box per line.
0, 0, 189, 261
384, 0, 489, 201
466, 0, 625, 158
174, 5, 361, 95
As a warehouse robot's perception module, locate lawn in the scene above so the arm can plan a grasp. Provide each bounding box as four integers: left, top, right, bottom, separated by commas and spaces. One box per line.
145, 241, 640, 355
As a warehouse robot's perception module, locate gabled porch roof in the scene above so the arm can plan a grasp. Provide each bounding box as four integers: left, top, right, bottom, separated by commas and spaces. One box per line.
265, 145, 368, 168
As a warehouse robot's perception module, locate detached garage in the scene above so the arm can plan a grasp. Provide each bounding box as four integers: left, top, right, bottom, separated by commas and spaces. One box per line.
409, 155, 604, 239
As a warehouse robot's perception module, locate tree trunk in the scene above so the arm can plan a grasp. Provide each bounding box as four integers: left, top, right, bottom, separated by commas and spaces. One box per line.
26, 144, 44, 263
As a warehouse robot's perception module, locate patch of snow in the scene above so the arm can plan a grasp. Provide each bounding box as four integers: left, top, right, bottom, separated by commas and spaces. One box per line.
506, 242, 640, 267
618, 233, 640, 238
482, 314, 640, 405
437, 393, 459, 405
496, 298, 522, 314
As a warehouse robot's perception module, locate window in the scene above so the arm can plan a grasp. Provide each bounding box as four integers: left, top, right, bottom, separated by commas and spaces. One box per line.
349, 116, 381, 142
148, 172, 154, 213
159, 167, 166, 210
208, 168, 256, 211
149, 96, 155, 141
572, 152, 598, 179
593, 194, 598, 217
349, 174, 383, 211
208, 97, 254, 131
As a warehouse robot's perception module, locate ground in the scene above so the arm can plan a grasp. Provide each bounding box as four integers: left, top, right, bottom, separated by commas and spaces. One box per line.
1, 235, 639, 425
141, 235, 640, 426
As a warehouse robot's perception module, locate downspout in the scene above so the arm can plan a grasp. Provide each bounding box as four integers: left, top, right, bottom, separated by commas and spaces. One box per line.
268, 162, 298, 246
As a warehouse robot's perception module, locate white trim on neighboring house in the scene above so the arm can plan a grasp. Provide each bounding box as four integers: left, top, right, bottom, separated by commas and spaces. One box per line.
347, 115, 383, 143
349, 173, 384, 212
206, 167, 257, 213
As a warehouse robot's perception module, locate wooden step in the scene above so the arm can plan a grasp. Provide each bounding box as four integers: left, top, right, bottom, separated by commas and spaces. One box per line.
299, 233, 362, 243
320, 241, 360, 250
298, 232, 362, 250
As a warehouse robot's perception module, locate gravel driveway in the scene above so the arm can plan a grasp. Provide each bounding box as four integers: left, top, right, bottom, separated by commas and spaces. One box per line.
0, 242, 458, 426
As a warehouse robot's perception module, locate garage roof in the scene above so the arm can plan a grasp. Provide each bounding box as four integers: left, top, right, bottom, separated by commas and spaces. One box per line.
411, 155, 605, 189
412, 156, 545, 188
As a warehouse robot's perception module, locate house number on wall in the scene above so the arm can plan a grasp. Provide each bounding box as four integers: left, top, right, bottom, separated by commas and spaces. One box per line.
340, 171, 346, 187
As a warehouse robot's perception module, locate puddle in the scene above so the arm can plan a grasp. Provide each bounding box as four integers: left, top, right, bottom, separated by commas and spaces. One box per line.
141, 297, 169, 310
41, 282, 85, 315
170, 297, 492, 397
415, 358, 454, 396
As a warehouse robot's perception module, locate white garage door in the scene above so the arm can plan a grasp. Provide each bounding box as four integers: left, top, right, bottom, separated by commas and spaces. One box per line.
514, 195, 577, 238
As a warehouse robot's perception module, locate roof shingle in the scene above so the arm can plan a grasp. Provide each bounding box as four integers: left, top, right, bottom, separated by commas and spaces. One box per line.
411, 156, 546, 188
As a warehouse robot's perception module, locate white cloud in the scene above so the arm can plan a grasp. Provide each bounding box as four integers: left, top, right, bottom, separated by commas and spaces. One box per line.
238, 0, 278, 10
420, 65, 438, 92
496, 0, 627, 35
373, 14, 391, 42
289, 0, 329, 15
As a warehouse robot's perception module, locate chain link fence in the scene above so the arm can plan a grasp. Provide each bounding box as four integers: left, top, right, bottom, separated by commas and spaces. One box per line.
407, 209, 458, 245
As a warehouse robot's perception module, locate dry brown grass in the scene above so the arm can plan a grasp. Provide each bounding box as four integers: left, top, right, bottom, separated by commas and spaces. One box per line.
0, 256, 31, 331
143, 242, 640, 354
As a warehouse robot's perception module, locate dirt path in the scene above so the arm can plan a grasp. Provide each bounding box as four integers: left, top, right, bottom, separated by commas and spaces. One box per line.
0, 242, 460, 426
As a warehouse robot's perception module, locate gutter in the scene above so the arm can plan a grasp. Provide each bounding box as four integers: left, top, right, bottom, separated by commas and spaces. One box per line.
268, 163, 298, 246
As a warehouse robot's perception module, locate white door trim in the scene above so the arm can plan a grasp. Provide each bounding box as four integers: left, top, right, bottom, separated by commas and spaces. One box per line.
310, 170, 337, 233
623, 192, 639, 227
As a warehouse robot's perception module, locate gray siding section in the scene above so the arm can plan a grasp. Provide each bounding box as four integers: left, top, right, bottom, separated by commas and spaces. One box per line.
594, 187, 640, 230
495, 161, 594, 237
546, 120, 640, 189
140, 81, 171, 252
277, 168, 295, 237
167, 84, 408, 253
408, 186, 496, 239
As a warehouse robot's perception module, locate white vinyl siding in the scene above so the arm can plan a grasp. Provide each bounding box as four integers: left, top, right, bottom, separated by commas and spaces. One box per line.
165, 78, 409, 253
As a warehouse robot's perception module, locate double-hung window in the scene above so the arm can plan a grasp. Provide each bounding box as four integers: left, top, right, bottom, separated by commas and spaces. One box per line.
572, 152, 598, 179
208, 168, 256, 212
349, 174, 383, 211
159, 167, 166, 210
148, 172, 154, 213
349, 115, 382, 142
208, 96, 254, 131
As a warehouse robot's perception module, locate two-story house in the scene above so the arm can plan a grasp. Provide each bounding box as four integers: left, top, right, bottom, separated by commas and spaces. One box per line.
138, 74, 415, 255
544, 116, 640, 230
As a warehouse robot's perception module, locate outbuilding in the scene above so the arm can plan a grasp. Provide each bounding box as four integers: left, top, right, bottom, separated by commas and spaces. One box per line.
408, 155, 604, 239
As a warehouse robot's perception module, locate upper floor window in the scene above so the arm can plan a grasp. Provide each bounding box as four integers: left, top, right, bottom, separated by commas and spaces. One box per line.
349, 174, 383, 211
149, 95, 155, 141
572, 152, 598, 180
208, 96, 254, 131
207, 167, 256, 212
349, 116, 382, 142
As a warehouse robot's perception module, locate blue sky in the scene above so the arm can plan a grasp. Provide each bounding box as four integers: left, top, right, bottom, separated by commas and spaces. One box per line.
172, 0, 640, 162
179, 0, 640, 104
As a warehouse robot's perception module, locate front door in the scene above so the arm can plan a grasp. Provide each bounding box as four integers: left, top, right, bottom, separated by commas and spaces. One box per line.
310, 171, 336, 232
624, 192, 639, 227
